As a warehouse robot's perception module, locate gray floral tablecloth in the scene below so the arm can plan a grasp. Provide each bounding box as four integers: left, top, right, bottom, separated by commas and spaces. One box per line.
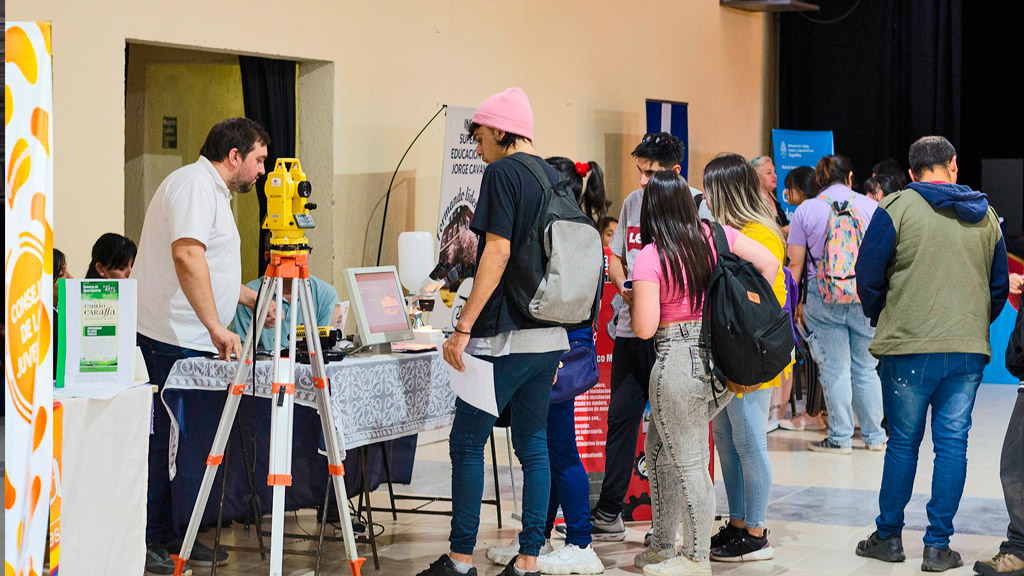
161, 352, 456, 477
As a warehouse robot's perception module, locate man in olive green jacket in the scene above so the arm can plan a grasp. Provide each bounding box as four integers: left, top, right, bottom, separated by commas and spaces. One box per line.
853, 136, 1009, 573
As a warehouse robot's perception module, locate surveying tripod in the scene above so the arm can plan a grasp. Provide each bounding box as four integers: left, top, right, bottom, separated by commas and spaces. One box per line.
173, 159, 364, 576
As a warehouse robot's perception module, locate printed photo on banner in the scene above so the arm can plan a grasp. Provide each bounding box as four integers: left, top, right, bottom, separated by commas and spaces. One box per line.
435, 106, 485, 329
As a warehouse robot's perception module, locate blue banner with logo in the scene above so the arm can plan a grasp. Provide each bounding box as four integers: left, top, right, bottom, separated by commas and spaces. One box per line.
772, 129, 834, 217
646, 100, 689, 179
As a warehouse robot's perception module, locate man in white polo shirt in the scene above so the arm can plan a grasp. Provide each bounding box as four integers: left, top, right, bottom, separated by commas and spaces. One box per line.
132, 118, 273, 576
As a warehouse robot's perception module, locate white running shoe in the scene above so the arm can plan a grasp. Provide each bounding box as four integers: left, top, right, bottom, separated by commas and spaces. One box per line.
486, 537, 554, 566
634, 546, 676, 568
642, 555, 712, 575
536, 544, 605, 575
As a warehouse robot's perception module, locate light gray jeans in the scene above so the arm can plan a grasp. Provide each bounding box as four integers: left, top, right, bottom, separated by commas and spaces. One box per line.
647, 321, 734, 561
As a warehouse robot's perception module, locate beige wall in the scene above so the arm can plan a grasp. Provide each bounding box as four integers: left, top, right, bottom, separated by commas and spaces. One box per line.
9, 0, 769, 299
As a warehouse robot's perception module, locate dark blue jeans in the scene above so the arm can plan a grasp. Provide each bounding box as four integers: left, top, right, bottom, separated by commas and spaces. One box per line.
138, 334, 206, 545
544, 399, 593, 548
1000, 388, 1024, 555
449, 350, 561, 557
875, 352, 986, 549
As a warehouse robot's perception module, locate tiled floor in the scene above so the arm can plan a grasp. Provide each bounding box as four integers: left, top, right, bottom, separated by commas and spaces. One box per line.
135, 384, 1024, 574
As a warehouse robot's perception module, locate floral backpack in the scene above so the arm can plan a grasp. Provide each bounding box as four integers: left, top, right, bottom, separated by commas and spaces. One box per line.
811, 195, 866, 304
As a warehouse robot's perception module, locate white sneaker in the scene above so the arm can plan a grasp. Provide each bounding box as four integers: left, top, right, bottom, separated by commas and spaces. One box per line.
634, 546, 676, 568
536, 544, 605, 575
642, 555, 712, 575
486, 537, 554, 566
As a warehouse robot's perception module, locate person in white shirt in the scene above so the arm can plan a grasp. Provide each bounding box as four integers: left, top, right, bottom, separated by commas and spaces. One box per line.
131, 117, 275, 576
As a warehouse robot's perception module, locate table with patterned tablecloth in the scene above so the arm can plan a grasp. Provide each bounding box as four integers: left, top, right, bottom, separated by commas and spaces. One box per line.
162, 351, 456, 476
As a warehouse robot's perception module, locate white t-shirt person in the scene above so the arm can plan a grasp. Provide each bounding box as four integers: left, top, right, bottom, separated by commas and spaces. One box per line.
134, 156, 243, 352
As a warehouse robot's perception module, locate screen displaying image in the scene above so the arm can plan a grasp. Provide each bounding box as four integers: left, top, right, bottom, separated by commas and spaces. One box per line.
354, 272, 410, 334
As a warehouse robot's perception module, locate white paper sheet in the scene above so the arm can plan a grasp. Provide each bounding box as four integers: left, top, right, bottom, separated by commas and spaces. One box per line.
446, 354, 498, 416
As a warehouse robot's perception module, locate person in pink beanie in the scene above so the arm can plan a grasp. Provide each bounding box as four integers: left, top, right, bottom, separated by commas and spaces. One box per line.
418, 88, 573, 576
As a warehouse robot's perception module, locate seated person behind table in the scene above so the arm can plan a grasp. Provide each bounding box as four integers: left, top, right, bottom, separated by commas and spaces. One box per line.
232, 234, 342, 351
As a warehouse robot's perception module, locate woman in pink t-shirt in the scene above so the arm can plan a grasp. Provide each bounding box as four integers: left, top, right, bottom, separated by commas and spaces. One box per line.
627, 171, 778, 574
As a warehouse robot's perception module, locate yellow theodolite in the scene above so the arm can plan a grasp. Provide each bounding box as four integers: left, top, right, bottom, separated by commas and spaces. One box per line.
262, 158, 316, 251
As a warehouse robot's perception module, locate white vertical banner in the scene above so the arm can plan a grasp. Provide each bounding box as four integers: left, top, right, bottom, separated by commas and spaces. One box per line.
434, 106, 484, 331
5, 21, 55, 576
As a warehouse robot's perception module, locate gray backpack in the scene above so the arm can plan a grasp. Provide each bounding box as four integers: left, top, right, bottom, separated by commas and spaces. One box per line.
503, 153, 604, 328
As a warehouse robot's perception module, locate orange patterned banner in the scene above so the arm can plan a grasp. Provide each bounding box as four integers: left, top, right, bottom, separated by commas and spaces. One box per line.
5, 21, 55, 576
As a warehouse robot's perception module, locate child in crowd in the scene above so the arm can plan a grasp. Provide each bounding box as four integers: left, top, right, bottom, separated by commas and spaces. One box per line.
599, 216, 618, 248
782, 166, 817, 207
629, 170, 778, 575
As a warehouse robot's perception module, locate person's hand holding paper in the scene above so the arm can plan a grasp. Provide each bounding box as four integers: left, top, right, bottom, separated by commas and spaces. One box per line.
445, 353, 498, 417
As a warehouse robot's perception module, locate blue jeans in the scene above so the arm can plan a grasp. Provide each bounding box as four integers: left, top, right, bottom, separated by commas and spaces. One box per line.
545, 399, 593, 548
449, 350, 561, 557
803, 279, 886, 446
712, 387, 772, 529
875, 352, 986, 549
138, 334, 206, 545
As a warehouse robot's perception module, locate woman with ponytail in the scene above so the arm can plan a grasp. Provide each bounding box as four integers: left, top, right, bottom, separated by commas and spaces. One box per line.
544, 156, 610, 225
787, 155, 886, 454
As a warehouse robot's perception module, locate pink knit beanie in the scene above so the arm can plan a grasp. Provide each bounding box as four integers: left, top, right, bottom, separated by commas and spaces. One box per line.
471, 87, 534, 141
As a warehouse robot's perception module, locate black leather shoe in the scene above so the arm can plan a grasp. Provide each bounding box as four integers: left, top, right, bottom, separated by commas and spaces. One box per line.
922, 546, 962, 572
855, 531, 906, 562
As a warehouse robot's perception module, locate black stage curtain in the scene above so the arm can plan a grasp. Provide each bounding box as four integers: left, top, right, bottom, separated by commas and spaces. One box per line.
780, 1, 966, 186
239, 56, 297, 276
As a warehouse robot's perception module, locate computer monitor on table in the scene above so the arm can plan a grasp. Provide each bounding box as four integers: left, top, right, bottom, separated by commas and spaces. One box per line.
343, 266, 414, 353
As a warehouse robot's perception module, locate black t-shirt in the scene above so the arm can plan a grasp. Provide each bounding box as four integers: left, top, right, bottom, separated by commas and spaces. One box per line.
469, 153, 559, 337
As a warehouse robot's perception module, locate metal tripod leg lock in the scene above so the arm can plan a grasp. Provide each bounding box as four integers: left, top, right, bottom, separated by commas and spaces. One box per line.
172, 250, 365, 576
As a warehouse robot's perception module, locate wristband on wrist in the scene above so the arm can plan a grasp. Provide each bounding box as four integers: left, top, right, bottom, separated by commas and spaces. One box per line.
453, 326, 471, 335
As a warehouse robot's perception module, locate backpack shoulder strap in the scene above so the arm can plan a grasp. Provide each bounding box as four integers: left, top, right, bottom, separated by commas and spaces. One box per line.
711, 222, 731, 257
506, 153, 554, 189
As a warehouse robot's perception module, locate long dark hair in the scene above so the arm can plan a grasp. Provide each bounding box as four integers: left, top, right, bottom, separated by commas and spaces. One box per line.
639, 171, 715, 313
86, 233, 137, 278
546, 156, 609, 224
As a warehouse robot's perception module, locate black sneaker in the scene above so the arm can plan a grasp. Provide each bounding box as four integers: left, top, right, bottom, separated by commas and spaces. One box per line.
709, 522, 745, 549
145, 545, 191, 576
710, 530, 774, 562
922, 545, 963, 572
164, 537, 230, 567
416, 555, 478, 576
497, 556, 539, 576
855, 531, 905, 562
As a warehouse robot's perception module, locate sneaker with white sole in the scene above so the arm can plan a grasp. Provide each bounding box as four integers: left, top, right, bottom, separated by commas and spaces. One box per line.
537, 544, 605, 575
634, 546, 676, 568
642, 555, 711, 575
807, 438, 852, 454
487, 537, 554, 566
710, 530, 774, 562
866, 441, 887, 452
589, 511, 626, 542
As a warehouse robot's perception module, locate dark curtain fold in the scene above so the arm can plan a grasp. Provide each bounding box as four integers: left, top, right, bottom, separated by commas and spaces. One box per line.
239, 56, 297, 276
779, 0, 963, 184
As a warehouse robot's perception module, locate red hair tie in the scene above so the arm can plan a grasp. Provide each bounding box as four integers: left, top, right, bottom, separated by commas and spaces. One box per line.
574, 162, 590, 177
